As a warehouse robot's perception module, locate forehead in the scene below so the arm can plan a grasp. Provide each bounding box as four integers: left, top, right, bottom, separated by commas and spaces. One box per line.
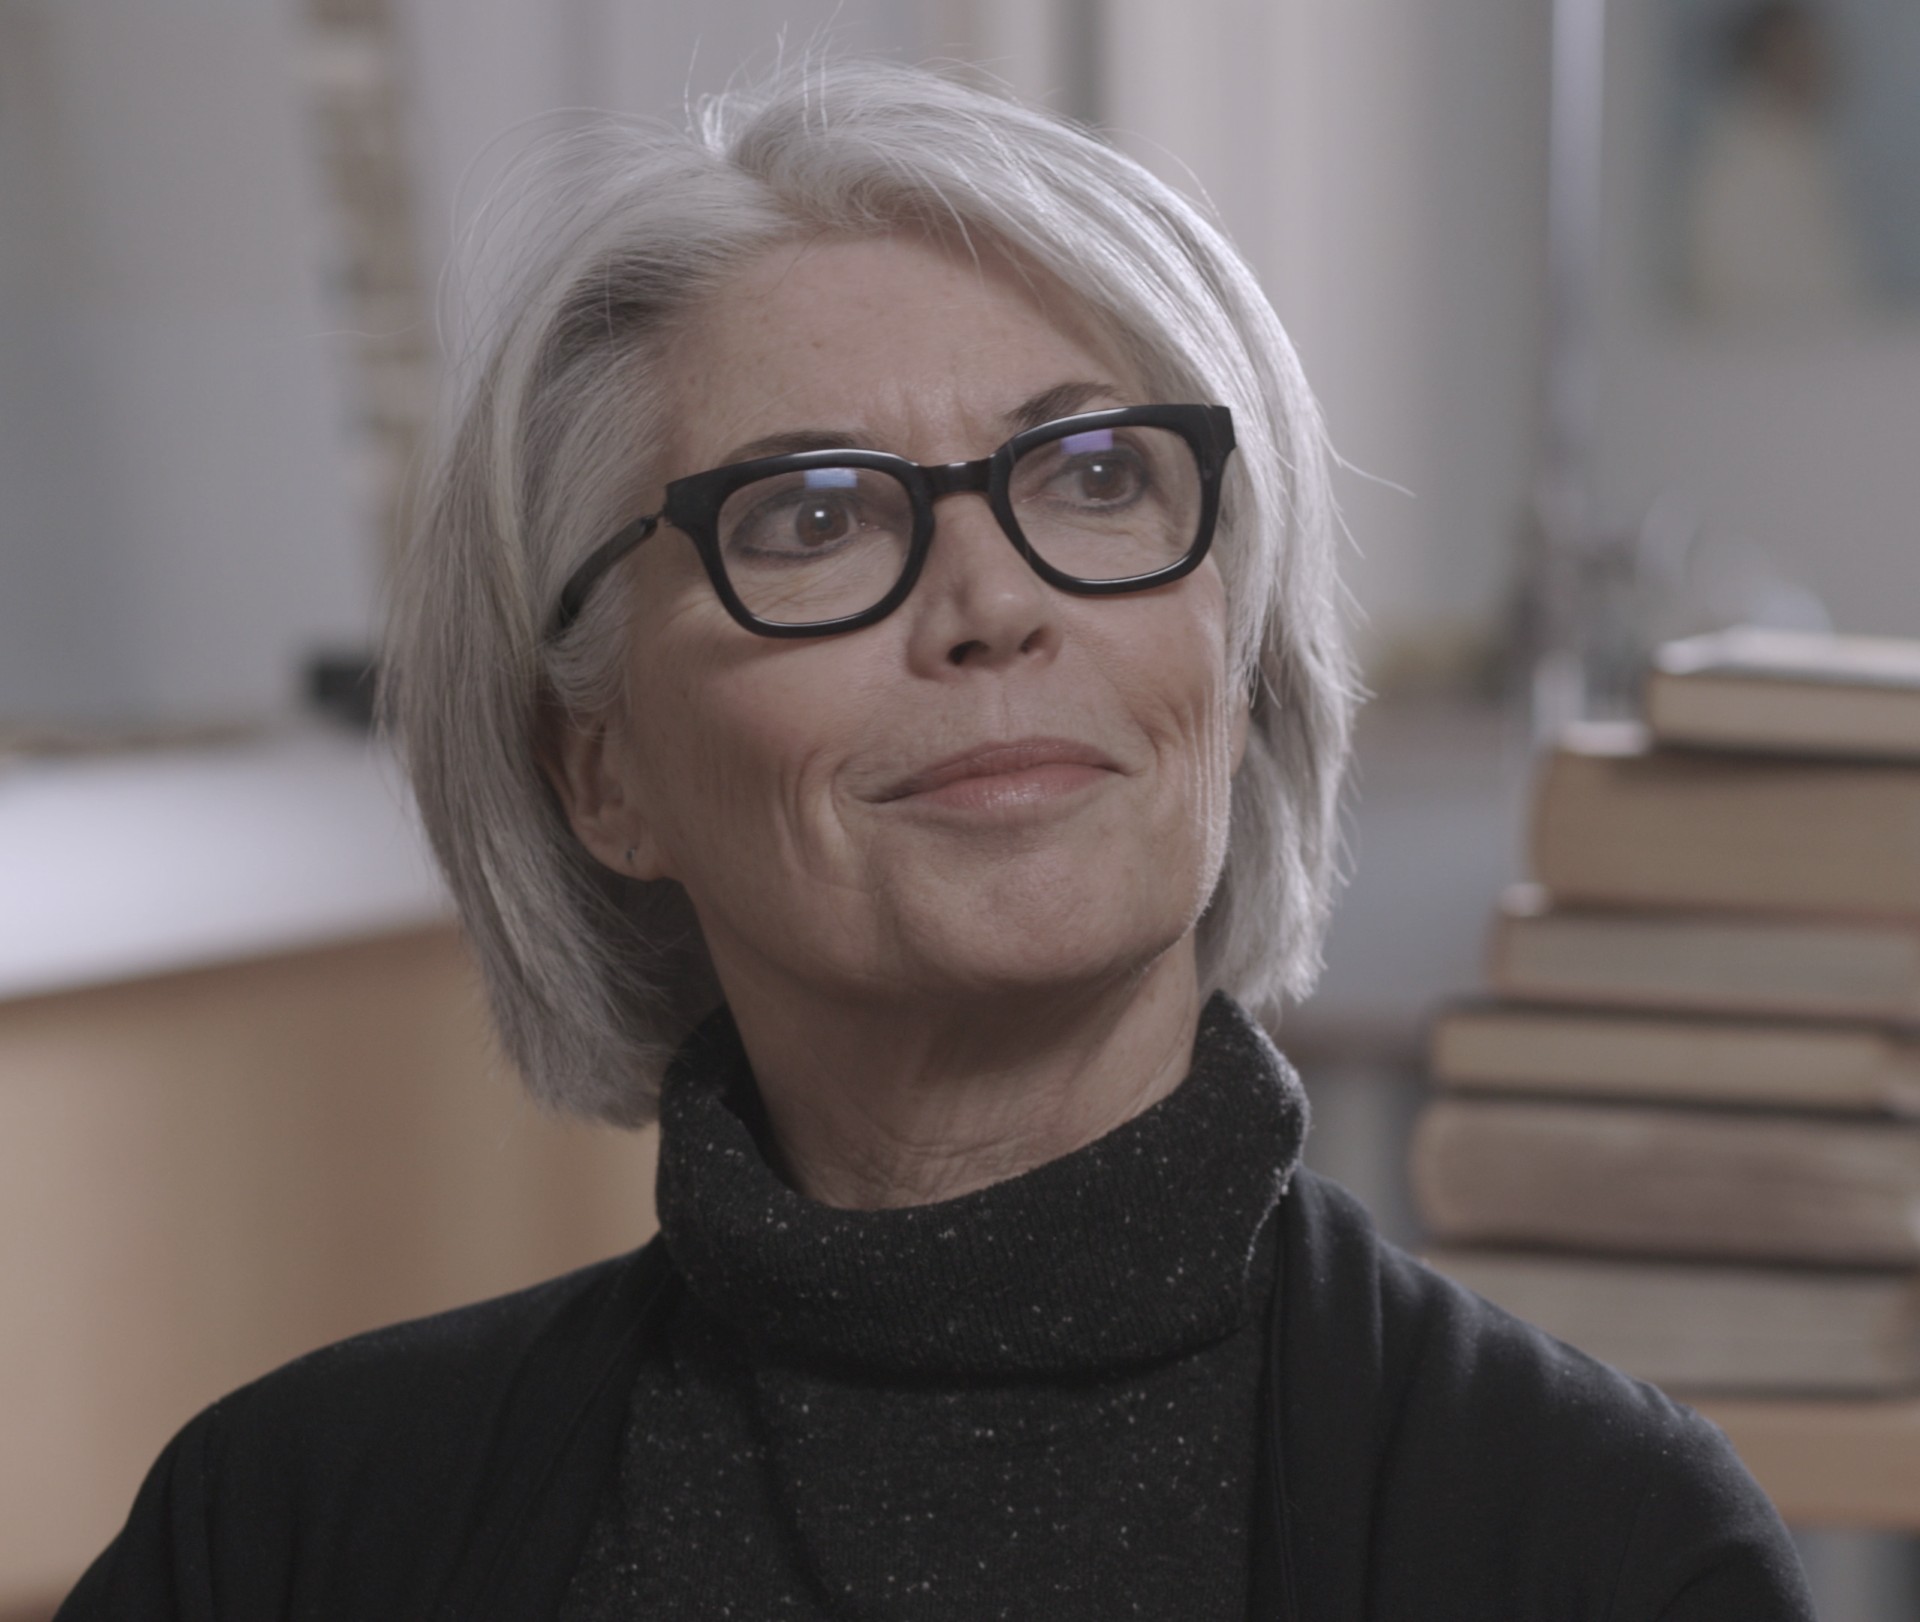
665, 233, 1140, 466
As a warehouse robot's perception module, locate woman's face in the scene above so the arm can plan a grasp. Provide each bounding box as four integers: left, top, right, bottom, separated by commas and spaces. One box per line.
560, 232, 1245, 1018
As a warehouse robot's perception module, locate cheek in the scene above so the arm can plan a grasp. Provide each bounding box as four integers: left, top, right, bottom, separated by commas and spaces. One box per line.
623, 626, 863, 889
1123, 579, 1237, 758
1120, 589, 1241, 847
621, 621, 751, 860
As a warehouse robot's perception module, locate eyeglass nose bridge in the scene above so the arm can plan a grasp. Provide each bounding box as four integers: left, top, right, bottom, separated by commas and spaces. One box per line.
922, 455, 997, 500
909, 455, 1025, 575
917, 454, 1030, 568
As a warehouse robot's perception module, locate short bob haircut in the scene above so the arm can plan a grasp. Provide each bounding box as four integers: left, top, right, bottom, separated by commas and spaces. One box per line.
385, 57, 1357, 1127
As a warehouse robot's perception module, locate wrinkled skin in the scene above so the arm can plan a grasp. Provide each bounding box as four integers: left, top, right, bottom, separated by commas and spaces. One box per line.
550, 232, 1246, 1208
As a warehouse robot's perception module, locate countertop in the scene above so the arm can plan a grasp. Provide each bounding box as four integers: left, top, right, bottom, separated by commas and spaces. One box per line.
0, 725, 449, 1003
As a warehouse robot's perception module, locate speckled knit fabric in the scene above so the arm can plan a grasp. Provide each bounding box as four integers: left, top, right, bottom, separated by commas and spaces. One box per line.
559, 992, 1308, 1620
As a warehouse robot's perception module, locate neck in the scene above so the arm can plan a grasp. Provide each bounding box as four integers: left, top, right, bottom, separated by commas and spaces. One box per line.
719, 947, 1206, 1210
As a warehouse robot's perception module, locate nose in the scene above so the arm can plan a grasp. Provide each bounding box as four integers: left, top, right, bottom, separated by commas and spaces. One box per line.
902, 489, 1062, 674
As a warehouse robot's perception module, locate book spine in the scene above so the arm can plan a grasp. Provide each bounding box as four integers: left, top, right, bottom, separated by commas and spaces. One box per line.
1532, 748, 1920, 918
1425, 1248, 1920, 1392
1413, 1098, 1920, 1266
1429, 1010, 1910, 1114
1647, 672, 1920, 760
1487, 912, 1920, 1025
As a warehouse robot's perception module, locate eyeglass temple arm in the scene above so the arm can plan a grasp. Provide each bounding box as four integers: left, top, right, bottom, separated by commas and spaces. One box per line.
549, 513, 662, 639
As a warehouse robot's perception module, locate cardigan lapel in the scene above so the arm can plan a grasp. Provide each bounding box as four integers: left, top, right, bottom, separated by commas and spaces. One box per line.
1245, 1189, 1300, 1622
439, 1242, 679, 1622
1267, 1169, 1394, 1622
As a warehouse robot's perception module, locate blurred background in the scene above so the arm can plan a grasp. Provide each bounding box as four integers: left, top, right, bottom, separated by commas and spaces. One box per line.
1, 0, 1915, 1615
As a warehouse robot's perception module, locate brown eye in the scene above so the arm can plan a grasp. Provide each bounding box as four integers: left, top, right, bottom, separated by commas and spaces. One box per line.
794, 499, 853, 547
1060, 448, 1147, 509
721, 467, 913, 568
1076, 456, 1134, 502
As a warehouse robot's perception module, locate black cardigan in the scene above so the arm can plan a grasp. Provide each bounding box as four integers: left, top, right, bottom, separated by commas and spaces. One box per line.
57, 1168, 1812, 1621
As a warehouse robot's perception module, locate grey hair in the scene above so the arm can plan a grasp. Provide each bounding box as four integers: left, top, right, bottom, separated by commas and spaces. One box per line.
384, 57, 1357, 1127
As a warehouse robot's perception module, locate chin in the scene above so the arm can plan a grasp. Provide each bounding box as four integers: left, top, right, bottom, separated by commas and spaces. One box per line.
886, 876, 1202, 1006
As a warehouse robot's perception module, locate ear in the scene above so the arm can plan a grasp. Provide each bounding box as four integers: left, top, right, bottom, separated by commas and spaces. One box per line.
541, 701, 671, 881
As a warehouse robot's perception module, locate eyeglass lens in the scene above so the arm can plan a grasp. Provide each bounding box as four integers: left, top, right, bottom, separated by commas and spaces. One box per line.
713, 425, 1203, 627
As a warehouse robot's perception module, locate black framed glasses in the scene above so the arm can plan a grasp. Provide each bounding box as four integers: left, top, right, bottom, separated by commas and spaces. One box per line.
548, 403, 1236, 640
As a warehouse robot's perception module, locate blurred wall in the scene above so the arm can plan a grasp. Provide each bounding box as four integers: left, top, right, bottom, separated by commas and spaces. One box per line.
1592, 0, 1920, 637
0, 0, 372, 726
0, 0, 1563, 721
399, 0, 936, 304
8, 0, 1901, 724
1097, 0, 1553, 680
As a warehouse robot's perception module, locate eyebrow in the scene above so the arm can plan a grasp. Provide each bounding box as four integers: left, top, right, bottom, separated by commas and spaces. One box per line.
714, 380, 1131, 467
1004, 380, 1129, 435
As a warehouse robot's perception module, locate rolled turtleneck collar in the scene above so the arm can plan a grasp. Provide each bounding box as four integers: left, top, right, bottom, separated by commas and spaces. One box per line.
653, 991, 1309, 1378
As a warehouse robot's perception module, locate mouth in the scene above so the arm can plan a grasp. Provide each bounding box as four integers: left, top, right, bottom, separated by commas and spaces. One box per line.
877, 738, 1120, 810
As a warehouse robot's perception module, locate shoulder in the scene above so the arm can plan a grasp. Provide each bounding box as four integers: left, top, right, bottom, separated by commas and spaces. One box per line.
202, 1238, 667, 1471
1280, 1170, 1813, 1620
58, 1241, 673, 1622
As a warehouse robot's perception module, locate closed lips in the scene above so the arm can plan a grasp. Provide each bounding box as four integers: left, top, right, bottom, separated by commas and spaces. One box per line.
879, 739, 1118, 801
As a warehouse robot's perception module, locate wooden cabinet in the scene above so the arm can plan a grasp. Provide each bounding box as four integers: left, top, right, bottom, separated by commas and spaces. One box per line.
0, 925, 657, 1609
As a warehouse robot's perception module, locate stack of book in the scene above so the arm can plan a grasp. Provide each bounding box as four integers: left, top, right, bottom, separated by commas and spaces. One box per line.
1416, 626, 1920, 1395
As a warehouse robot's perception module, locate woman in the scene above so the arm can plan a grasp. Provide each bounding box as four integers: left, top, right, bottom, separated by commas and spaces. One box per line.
61, 59, 1810, 1620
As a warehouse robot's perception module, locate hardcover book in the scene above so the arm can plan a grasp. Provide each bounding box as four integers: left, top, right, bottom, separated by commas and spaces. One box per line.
1486, 886, 1920, 1023
1648, 627, 1920, 761
1531, 724, 1920, 919
1413, 1095, 1920, 1267
1428, 1247, 1920, 1395
1431, 1002, 1920, 1115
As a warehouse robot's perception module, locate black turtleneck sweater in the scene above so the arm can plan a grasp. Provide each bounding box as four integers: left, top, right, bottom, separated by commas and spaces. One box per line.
560, 993, 1309, 1619
57, 996, 1815, 1621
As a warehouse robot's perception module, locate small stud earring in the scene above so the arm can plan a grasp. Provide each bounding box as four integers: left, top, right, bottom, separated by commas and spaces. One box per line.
624, 846, 637, 868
